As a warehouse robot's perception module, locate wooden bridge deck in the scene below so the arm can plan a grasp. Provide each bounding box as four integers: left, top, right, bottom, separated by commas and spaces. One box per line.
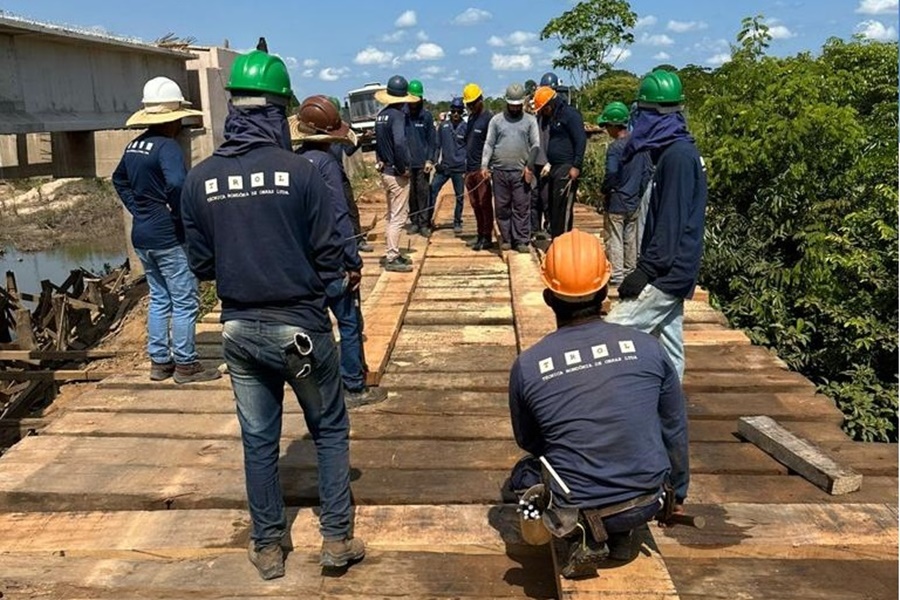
0, 191, 896, 599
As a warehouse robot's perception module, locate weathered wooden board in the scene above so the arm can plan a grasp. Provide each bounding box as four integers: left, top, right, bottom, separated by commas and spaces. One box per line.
393, 325, 518, 347
388, 345, 519, 372
687, 474, 897, 505
403, 308, 514, 326
685, 391, 842, 424
738, 416, 863, 495
666, 557, 897, 600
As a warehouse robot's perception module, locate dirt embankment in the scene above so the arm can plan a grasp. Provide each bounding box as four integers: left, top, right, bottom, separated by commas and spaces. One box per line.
0, 178, 125, 253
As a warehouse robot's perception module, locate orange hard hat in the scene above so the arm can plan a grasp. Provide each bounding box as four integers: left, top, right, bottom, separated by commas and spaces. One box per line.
541, 229, 611, 301
533, 86, 557, 112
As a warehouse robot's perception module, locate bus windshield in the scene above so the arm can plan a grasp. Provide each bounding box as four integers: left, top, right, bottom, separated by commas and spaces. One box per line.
348, 91, 382, 121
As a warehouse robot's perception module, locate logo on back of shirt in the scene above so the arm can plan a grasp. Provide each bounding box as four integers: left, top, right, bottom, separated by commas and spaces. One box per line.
125, 140, 154, 156
537, 337, 641, 382
202, 170, 291, 203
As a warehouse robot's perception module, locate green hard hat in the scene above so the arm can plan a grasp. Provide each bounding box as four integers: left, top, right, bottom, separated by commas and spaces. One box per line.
408, 79, 424, 98
597, 101, 630, 125
328, 96, 342, 111
226, 50, 292, 98
637, 69, 684, 105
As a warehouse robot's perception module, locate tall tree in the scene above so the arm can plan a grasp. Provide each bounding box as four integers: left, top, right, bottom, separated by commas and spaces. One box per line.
540, 0, 637, 88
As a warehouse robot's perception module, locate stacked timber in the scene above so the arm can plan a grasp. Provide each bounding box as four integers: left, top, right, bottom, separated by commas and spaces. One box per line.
0, 264, 138, 426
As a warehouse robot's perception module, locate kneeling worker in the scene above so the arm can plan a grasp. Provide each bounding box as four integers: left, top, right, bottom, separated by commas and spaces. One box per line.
508, 229, 689, 577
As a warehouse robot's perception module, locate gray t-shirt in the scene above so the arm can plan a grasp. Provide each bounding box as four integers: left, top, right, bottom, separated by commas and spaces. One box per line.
481, 111, 540, 171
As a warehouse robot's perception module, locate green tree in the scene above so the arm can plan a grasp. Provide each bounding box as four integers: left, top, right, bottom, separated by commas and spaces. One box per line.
694, 20, 899, 441
540, 0, 637, 88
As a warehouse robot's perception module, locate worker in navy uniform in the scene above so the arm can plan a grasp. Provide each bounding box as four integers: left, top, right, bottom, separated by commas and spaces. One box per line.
180, 50, 365, 581
507, 229, 689, 578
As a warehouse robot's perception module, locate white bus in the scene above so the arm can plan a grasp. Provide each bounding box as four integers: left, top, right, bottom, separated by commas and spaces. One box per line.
344, 82, 385, 151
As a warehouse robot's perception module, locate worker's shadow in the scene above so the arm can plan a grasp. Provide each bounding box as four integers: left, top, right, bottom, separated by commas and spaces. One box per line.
487, 503, 558, 600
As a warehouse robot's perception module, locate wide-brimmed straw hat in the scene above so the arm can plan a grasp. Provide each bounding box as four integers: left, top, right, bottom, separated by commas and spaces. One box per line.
375, 75, 419, 105
126, 103, 204, 128
288, 114, 355, 145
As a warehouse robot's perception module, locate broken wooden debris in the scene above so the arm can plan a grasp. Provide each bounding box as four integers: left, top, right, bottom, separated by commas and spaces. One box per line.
737, 415, 863, 495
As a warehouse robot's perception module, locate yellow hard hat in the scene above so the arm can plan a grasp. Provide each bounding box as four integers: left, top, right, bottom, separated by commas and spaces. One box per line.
462, 83, 483, 104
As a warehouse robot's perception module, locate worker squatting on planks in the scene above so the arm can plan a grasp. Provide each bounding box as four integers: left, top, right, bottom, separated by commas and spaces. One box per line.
507, 229, 694, 579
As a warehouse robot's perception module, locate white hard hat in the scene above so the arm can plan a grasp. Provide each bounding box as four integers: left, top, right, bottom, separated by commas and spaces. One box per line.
141, 76, 189, 105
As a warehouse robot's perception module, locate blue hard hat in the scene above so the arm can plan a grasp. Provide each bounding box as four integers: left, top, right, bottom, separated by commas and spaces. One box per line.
450, 97, 464, 110
540, 72, 559, 89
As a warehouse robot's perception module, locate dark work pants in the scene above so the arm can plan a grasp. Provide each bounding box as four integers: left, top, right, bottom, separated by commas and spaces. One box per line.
492, 169, 531, 246
530, 166, 550, 235
408, 168, 432, 228
465, 171, 494, 239
547, 163, 578, 238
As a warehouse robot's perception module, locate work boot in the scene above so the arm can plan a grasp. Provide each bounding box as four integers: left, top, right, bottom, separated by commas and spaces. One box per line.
500, 242, 512, 251
558, 535, 609, 579
173, 361, 222, 384
472, 236, 487, 251
320, 537, 366, 568
345, 386, 388, 409
419, 226, 432, 238
453, 223, 463, 235
607, 529, 641, 562
407, 223, 420, 235
248, 540, 285, 580
358, 239, 374, 253
150, 361, 175, 381
515, 243, 531, 254
384, 258, 413, 273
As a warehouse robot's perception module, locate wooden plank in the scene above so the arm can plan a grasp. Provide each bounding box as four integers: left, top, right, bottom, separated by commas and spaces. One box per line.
654, 503, 898, 560
738, 416, 863, 495
666, 558, 897, 600
403, 308, 514, 325
685, 392, 843, 424
0, 349, 119, 361
0, 369, 114, 382
687, 474, 897, 505
393, 325, 517, 347
0, 463, 512, 509
388, 345, 519, 372
0, 551, 556, 599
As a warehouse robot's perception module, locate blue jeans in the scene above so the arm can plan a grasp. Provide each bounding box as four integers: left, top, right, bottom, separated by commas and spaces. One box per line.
134, 245, 199, 365
431, 170, 465, 227
222, 320, 352, 545
606, 285, 685, 380
326, 290, 365, 391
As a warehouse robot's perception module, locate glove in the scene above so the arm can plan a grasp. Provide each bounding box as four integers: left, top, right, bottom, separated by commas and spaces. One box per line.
435, 163, 447, 175
347, 129, 359, 147
423, 161, 434, 175
617, 268, 650, 299
348, 270, 362, 292
540, 163, 551, 177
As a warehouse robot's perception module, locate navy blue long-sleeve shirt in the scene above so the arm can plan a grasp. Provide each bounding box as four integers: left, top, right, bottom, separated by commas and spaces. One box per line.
297, 147, 363, 273
180, 145, 344, 333
602, 137, 652, 215
406, 106, 435, 168
434, 118, 467, 172
112, 133, 187, 249
638, 140, 708, 298
465, 109, 493, 173
544, 101, 587, 169
375, 105, 410, 176
509, 319, 689, 507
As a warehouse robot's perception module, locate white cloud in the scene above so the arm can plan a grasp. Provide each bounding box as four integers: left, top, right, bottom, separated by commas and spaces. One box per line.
301, 69, 315, 78
487, 35, 505, 47
318, 67, 349, 81
460, 46, 478, 55
380, 31, 406, 43
491, 53, 533, 70
768, 24, 796, 39
604, 46, 632, 63
421, 65, 444, 75
416, 30, 429, 41
395, 10, 417, 28
404, 42, 445, 61
354, 46, 395, 65
452, 8, 492, 25
653, 51, 671, 60
856, 19, 898, 40
706, 53, 732, 66
516, 45, 543, 55
640, 33, 675, 46
667, 20, 708, 33
282, 57, 299, 70
507, 31, 538, 45
302, 58, 319, 67
856, 0, 898, 14
635, 15, 657, 28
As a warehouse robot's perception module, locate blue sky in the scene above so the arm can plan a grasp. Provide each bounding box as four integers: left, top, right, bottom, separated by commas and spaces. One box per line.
3, 0, 897, 102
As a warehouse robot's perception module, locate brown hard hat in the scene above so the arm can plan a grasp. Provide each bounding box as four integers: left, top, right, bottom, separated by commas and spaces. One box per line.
296, 95, 350, 137
541, 229, 611, 301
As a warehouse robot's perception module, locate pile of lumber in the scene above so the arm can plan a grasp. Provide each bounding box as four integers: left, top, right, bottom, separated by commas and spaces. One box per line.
0, 263, 139, 423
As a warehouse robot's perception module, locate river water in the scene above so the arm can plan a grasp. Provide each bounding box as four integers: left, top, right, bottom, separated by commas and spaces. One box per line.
0, 244, 126, 299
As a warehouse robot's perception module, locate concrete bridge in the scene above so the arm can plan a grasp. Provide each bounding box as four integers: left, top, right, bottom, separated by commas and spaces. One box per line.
0, 15, 235, 178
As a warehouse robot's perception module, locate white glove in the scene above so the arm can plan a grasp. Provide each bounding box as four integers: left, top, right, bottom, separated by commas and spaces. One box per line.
423, 160, 434, 174
347, 128, 359, 147
541, 164, 551, 177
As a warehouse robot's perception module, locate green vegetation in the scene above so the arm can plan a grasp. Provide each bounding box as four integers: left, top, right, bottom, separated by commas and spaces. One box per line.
554, 2, 898, 441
